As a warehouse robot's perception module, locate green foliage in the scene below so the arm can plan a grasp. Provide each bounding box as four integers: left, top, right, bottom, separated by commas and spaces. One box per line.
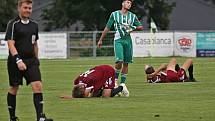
42, 0, 122, 31
42, 0, 175, 31
145, 0, 176, 30
0, 0, 17, 32
96, 48, 114, 56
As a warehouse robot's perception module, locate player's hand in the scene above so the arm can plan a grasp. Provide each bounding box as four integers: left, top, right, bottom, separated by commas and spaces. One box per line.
136, 26, 144, 31
17, 61, 27, 71
148, 72, 155, 77
97, 40, 102, 48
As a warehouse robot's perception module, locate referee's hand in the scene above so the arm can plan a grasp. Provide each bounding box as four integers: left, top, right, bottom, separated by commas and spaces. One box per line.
17, 61, 27, 71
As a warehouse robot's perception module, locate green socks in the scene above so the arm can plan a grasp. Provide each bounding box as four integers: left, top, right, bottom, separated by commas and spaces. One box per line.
115, 69, 120, 80
120, 73, 127, 84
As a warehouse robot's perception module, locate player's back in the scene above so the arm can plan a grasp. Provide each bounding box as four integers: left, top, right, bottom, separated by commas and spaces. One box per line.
74, 65, 115, 91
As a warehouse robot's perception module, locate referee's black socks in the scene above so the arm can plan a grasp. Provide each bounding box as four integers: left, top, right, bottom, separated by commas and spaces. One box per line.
7, 92, 16, 119
33, 93, 43, 120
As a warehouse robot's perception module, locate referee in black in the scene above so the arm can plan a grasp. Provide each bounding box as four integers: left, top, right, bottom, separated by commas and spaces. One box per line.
5, 0, 53, 121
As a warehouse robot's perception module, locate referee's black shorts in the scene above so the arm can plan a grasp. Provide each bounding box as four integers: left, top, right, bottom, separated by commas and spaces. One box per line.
7, 56, 42, 86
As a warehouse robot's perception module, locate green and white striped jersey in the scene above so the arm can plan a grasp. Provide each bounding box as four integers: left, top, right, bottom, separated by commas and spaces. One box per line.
106, 10, 142, 40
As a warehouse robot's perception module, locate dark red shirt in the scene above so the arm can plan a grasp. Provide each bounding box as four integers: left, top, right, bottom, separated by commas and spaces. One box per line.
74, 65, 115, 92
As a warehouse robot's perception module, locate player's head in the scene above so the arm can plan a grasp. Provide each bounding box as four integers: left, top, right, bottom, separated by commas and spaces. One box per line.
72, 83, 86, 98
18, 0, 33, 19
145, 65, 155, 74
122, 0, 133, 10
145, 65, 156, 82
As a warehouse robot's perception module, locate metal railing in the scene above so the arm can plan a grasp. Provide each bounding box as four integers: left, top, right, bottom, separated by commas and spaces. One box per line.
67, 31, 115, 58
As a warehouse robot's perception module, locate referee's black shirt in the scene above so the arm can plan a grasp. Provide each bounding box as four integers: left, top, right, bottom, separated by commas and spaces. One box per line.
5, 16, 39, 59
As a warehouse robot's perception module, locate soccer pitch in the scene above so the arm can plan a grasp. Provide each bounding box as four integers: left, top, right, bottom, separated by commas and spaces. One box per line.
0, 57, 215, 121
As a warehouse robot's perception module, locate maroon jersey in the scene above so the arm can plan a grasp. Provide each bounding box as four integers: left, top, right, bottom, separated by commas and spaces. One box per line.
147, 68, 188, 83
74, 65, 115, 92
147, 72, 167, 83
166, 68, 188, 82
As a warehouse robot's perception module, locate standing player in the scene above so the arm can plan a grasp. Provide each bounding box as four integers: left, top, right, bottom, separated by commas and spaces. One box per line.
97, 0, 143, 97
60, 65, 128, 98
5, 0, 53, 121
145, 58, 196, 83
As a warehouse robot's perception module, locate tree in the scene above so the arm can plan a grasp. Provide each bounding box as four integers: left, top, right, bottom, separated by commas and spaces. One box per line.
42, 0, 124, 31
42, 0, 175, 31
145, 0, 176, 30
0, 0, 17, 32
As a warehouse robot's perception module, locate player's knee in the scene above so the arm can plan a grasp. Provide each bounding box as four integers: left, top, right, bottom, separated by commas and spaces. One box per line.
171, 58, 177, 62
161, 63, 167, 67
116, 61, 123, 65
187, 58, 193, 64
169, 58, 177, 65
9, 86, 19, 95
31, 81, 42, 93
115, 62, 123, 69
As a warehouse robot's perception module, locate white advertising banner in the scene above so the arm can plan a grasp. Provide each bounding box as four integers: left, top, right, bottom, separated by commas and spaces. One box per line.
38, 33, 67, 59
0, 33, 8, 59
131, 32, 174, 57
174, 32, 196, 57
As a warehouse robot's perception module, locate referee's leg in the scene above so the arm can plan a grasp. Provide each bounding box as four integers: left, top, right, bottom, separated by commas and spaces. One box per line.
28, 64, 53, 121
7, 57, 21, 121
8, 86, 19, 120
31, 81, 44, 120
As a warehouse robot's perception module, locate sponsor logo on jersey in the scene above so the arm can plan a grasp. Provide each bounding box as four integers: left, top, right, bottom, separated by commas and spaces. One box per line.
128, 19, 132, 25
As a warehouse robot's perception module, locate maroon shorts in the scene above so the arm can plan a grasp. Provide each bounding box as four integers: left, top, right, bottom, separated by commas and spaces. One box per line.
166, 69, 187, 82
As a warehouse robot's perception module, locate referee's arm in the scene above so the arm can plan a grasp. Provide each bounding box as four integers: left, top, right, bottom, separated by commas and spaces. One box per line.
7, 40, 27, 71
7, 40, 19, 56
5, 21, 26, 71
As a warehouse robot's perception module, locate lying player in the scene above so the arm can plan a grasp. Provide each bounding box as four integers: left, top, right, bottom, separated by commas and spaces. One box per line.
145, 58, 196, 83
60, 65, 129, 99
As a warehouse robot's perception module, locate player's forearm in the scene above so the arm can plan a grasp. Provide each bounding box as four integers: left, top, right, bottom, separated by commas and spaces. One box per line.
136, 26, 143, 31
152, 64, 167, 76
152, 69, 161, 76
99, 27, 110, 41
157, 64, 167, 72
7, 40, 18, 56
127, 25, 143, 33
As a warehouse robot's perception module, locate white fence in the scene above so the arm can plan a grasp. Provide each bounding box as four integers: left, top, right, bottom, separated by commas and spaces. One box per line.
0, 31, 215, 59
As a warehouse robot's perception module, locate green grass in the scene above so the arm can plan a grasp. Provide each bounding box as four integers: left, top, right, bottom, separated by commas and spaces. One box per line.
0, 57, 215, 121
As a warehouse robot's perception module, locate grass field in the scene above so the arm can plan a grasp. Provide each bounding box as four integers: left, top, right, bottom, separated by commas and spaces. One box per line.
0, 57, 215, 121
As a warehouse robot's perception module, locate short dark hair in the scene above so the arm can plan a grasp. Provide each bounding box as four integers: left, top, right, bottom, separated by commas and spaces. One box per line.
123, 0, 133, 2
145, 66, 155, 74
18, 0, 33, 7
72, 85, 85, 98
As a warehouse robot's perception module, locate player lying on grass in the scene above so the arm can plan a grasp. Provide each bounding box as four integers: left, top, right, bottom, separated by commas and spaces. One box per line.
60, 65, 129, 99
145, 58, 196, 83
